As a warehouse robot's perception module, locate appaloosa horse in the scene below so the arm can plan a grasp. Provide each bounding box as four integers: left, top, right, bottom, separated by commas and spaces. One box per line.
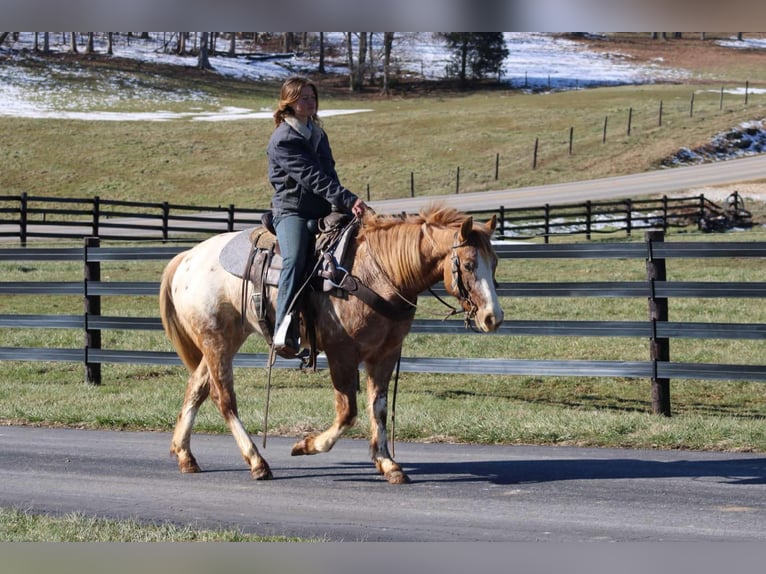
159, 205, 503, 483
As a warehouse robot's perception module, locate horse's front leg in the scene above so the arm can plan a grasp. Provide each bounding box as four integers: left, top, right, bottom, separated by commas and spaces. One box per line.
291, 353, 358, 456
366, 354, 410, 484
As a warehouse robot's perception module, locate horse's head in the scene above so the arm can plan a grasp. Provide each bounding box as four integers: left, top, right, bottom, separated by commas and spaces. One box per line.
444, 215, 504, 332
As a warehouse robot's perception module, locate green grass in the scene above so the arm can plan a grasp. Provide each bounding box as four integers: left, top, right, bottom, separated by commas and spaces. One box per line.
0, 506, 314, 541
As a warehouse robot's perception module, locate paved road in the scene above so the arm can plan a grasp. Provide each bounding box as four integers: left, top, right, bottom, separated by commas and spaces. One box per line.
370, 154, 766, 213
2, 425, 766, 541
3, 155, 765, 243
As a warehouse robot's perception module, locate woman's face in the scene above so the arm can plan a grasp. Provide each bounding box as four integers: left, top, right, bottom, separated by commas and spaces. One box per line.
292, 85, 317, 123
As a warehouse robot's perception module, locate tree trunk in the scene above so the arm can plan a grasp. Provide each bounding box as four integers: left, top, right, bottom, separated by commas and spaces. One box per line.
198, 32, 212, 69
86, 32, 95, 54
346, 33, 355, 91
70, 32, 78, 53
228, 33, 236, 56
382, 32, 394, 95
107, 32, 114, 55
355, 32, 367, 91
43, 32, 50, 53
318, 32, 325, 73
176, 33, 186, 55
368, 32, 375, 85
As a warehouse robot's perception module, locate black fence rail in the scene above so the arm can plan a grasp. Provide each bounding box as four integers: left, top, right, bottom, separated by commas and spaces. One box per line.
0, 192, 748, 246
0, 193, 267, 244
1, 231, 766, 415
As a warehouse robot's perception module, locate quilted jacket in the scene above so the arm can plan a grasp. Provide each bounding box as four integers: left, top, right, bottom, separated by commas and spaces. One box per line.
266, 118, 359, 223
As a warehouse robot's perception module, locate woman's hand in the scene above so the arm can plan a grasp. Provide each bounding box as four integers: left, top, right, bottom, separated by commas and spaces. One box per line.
351, 198, 369, 218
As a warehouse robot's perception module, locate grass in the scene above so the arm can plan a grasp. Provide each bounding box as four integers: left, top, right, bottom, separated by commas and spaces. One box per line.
2, 36, 766, 208
0, 506, 313, 541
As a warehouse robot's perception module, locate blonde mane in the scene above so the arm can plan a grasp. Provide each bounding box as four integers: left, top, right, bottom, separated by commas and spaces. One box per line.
358, 204, 488, 291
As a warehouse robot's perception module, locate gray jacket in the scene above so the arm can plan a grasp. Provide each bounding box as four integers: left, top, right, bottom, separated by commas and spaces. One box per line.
266, 118, 359, 222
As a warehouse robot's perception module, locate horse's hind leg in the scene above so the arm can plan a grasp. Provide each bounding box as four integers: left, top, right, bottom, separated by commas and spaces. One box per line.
171, 362, 210, 474
206, 354, 273, 480
366, 355, 410, 484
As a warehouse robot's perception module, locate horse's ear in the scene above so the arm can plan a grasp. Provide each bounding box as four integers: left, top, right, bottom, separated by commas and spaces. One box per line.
459, 216, 473, 242
486, 214, 497, 233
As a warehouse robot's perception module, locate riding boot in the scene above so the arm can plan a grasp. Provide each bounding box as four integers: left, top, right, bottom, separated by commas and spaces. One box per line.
273, 313, 299, 358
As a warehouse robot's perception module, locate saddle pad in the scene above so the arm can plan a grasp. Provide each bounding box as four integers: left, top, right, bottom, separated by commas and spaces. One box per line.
219, 228, 255, 279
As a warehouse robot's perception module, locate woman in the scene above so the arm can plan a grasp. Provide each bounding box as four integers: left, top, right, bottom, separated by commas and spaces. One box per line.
266, 76, 368, 357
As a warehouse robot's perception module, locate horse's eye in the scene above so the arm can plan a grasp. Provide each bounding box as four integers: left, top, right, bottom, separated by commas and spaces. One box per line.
463, 261, 475, 273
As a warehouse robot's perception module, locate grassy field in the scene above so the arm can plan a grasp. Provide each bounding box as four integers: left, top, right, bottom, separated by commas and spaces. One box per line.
2, 34, 766, 540
2, 36, 766, 208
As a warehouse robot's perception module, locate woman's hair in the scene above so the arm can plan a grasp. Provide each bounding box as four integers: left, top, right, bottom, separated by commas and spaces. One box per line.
273, 76, 321, 127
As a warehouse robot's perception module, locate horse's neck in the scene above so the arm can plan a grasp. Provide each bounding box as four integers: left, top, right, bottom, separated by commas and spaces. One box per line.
359, 222, 449, 296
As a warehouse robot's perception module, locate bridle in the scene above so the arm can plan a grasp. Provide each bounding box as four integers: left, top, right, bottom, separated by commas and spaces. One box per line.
428, 232, 491, 331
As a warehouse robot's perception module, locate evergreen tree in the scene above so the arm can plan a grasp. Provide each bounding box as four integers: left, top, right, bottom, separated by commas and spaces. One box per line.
441, 33, 508, 83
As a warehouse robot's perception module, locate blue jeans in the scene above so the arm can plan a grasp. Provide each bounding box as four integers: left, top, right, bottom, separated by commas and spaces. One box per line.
274, 214, 312, 336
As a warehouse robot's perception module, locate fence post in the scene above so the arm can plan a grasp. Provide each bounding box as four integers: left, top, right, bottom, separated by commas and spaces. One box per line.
544, 203, 550, 243
645, 230, 670, 416
227, 204, 235, 232
602, 116, 608, 143
689, 92, 695, 117
84, 236, 102, 386
161, 201, 170, 241
455, 167, 460, 194
658, 100, 663, 127
410, 172, 415, 198
532, 138, 539, 169
627, 107, 632, 136
569, 127, 574, 155
92, 195, 100, 237
19, 192, 28, 247
626, 198, 632, 237
498, 205, 505, 238
495, 153, 499, 180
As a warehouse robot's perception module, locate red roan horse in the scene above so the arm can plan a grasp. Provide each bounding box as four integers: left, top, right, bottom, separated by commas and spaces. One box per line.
159, 205, 503, 484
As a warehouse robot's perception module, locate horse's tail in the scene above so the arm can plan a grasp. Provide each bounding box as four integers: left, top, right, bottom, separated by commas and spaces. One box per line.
160, 252, 203, 373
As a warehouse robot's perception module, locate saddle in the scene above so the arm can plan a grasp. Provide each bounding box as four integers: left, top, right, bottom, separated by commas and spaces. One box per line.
219, 211, 357, 354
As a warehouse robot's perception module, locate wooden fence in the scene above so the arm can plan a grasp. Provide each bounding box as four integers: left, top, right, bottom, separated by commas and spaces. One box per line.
2, 230, 766, 416
0, 192, 745, 245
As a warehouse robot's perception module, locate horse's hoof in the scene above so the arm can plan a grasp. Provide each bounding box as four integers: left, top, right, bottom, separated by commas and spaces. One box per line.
385, 470, 411, 484
178, 460, 201, 474
251, 465, 273, 480
290, 439, 312, 456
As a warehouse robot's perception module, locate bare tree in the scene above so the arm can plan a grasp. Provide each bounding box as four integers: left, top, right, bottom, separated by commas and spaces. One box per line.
197, 31, 213, 69
318, 32, 325, 73
228, 33, 236, 56
85, 32, 95, 54
107, 32, 114, 55
69, 32, 78, 53
382, 32, 395, 95
0, 32, 9, 46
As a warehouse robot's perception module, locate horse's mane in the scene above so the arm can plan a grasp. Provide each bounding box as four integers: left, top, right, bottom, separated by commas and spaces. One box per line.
358, 204, 490, 290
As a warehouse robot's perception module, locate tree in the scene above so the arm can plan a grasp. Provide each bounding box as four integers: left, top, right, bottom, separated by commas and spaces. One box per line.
197, 32, 212, 70
69, 32, 78, 53
441, 33, 508, 84
318, 32, 325, 73
382, 32, 395, 94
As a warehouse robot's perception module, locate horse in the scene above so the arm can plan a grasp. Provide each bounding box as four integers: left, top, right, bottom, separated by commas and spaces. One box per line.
159, 204, 504, 484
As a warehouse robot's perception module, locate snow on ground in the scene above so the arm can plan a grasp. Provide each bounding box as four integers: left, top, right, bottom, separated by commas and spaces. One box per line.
0, 32, 695, 122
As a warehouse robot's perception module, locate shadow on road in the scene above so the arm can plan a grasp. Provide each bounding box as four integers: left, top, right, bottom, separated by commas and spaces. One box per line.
396, 457, 766, 485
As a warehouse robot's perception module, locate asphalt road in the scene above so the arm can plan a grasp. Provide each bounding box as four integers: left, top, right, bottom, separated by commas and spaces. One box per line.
2, 425, 766, 541
370, 153, 766, 213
